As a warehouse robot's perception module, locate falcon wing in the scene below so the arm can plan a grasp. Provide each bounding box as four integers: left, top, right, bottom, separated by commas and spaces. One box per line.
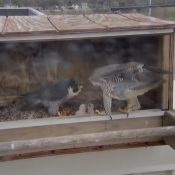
39, 80, 69, 101
130, 68, 162, 91
101, 67, 134, 84
100, 63, 162, 97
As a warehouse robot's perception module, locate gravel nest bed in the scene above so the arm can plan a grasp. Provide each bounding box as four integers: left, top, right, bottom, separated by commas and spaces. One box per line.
0, 103, 50, 122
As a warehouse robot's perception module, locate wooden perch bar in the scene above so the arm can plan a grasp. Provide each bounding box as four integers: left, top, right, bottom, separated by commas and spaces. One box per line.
0, 126, 175, 156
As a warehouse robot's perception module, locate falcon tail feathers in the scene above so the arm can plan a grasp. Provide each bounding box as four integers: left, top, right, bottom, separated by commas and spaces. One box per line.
144, 65, 171, 74
132, 79, 162, 92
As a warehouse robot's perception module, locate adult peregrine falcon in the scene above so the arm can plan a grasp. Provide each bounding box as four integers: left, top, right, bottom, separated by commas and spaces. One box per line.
89, 62, 165, 118
22, 79, 83, 116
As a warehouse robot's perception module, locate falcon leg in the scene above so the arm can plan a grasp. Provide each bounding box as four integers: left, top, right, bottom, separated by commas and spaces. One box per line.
127, 97, 141, 112
102, 93, 112, 120
118, 97, 141, 116
118, 107, 129, 113
48, 102, 60, 116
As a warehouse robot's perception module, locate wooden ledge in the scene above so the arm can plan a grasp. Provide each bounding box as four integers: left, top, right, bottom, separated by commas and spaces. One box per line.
163, 111, 175, 149
0, 109, 164, 130
0, 126, 174, 157
0, 109, 174, 159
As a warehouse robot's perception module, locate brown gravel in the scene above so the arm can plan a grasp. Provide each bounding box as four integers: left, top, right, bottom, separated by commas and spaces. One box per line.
0, 103, 50, 122
0, 100, 114, 122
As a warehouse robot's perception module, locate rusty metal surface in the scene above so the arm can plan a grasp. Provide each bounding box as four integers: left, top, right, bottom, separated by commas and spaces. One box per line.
0, 13, 174, 36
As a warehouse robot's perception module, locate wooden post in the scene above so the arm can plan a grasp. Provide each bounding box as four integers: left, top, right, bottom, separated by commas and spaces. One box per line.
169, 33, 174, 109
0, 126, 175, 156
163, 111, 175, 149
162, 34, 171, 110
173, 32, 175, 110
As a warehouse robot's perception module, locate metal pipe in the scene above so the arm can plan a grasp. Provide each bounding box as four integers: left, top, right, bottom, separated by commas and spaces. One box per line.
149, 0, 152, 16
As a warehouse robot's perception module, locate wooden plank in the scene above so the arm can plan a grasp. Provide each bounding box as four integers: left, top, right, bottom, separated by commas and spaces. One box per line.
169, 33, 174, 109
48, 15, 105, 33
0, 13, 175, 35
85, 14, 142, 30
3, 16, 56, 34
121, 13, 175, 26
85, 14, 175, 31
163, 111, 175, 149
0, 126, 174, 156
0, 109, 164, 129
0, 28, 173, 42
1, 145, 175, 174
174, 32, 175, 109
162, 35, 171, 110
0, 116, 162, 142
0, 141, 164, 162
0, 16, 6, 34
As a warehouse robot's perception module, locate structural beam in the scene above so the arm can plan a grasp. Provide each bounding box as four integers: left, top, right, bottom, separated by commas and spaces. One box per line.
0, 126, 175, 156
163, 111, 175, 149
0, 29, 173, 42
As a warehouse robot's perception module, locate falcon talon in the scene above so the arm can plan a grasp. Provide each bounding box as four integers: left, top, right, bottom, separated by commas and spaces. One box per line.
75, 104, 87, 116
87, 103, 95, 115
109, 115, 112, 120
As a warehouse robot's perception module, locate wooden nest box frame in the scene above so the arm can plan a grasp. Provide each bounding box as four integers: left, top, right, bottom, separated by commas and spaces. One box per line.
0, 13, 175, 161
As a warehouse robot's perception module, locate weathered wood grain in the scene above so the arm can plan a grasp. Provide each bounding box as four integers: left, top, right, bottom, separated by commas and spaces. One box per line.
162, 35, 171, 110
0, 16, 6, 33
85, 14, 175, 31
0, 13, 174, 36
169, 33, 174, 109
0, 115, 162, 142
0, 141, 164, 162
0, 126, 174, 156
48, 15, 105, 33
85, 14, 141, 30
122, 13, 175, 25
3, 16, 56, 34
163, 111, 175, 149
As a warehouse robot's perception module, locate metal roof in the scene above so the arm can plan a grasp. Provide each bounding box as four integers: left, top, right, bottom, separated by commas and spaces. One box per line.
0, 13, 174, 41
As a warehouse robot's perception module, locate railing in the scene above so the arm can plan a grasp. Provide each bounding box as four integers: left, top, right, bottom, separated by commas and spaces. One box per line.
111, 3, 175, 12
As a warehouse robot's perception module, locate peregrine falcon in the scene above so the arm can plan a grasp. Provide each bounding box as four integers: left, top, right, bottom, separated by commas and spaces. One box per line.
22, 79, 83, 116
89, 62, 165, 118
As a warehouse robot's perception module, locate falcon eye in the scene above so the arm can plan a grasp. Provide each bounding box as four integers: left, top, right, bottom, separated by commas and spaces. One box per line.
72, 85, 79, 93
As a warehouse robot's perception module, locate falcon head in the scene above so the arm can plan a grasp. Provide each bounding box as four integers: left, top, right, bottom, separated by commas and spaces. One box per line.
67, 79, 83, 98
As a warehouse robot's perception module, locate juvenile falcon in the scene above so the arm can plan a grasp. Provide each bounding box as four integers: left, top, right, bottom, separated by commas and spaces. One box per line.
89, 62, 166, 118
